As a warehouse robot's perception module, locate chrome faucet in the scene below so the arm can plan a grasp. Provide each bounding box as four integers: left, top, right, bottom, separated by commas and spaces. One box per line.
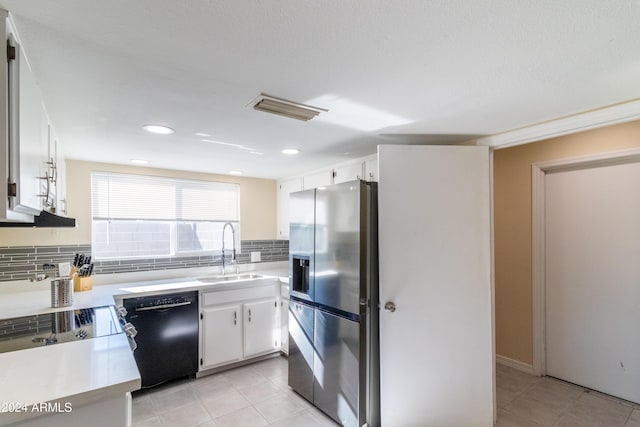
221, 222, 238, 275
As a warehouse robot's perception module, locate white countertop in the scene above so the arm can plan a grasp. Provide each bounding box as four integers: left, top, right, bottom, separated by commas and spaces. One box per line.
0, 261, 288, 425
0, 334, 139, 425
0, 262, 289, 318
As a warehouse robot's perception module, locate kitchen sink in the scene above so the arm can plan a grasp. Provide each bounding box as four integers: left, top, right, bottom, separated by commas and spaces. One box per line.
197, 273, 265, 283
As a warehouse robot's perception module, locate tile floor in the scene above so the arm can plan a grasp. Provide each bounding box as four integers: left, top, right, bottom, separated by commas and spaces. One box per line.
132, 357, 640, 427
131, 356, 336, 427
496, 363, 640, 427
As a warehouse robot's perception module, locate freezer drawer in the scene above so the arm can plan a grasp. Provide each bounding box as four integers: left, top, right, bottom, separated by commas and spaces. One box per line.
288, 299, 314, 403
313, 308, 362, 427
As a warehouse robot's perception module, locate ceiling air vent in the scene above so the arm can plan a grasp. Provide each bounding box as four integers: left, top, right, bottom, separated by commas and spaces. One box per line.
250, 93, 327, 121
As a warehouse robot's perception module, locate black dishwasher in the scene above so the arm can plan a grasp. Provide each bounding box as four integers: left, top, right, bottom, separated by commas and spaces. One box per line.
123, 291, 199, 388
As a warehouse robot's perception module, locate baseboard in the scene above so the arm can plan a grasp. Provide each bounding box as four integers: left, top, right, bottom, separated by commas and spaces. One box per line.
496, 354, 535, 375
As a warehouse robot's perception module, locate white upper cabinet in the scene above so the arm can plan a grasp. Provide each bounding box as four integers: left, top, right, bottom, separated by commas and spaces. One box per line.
364, 156, 378, 182
303, 169, 333, 190
276, 154, 378, 241
277, 177, 303, 240
9, 33, 46, 214
54, 138, 67, 215
333, 162, 363, 184
1, 15, 67, 221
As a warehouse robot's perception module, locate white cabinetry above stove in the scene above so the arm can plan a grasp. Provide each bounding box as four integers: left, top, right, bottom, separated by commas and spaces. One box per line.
0, 11, 72, 226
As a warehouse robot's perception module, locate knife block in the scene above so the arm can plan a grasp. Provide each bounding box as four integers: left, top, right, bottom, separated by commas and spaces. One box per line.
71, 268, 93, 292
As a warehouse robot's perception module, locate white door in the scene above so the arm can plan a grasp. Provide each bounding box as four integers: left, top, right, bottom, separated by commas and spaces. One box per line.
545, 161, 640, 403
378, 145, 493, 426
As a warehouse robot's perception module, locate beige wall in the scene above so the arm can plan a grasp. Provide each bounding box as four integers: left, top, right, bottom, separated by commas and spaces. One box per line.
494, 119, 640, 365
1, 160, 277, 246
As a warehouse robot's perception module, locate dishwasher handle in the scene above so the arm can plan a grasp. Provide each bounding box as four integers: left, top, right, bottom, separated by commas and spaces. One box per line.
135, 301, 192, 311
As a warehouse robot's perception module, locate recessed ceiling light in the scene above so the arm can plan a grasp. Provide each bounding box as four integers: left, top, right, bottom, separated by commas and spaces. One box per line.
130, 159, 149, 165
229, 170, 243, 175
282, 148, 300, 155
143, 124, 174, 134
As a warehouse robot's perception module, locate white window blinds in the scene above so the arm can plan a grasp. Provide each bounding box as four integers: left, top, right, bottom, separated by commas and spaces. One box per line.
91, 172, 240, 222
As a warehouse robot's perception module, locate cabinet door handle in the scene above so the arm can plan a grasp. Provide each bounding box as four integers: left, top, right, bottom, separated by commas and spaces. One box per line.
233, 311, 237, 325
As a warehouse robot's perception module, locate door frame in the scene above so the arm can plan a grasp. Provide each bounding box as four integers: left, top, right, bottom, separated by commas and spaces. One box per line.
531, 146, 640, 376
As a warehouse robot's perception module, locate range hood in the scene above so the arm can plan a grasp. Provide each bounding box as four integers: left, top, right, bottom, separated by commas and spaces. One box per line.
0, 210, 76, 228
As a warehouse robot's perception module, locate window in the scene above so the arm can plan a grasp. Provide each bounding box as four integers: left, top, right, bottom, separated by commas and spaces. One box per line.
91, 172, 240, 259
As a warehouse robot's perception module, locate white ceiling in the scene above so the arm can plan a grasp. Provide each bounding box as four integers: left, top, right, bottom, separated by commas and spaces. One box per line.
1, 0, 639, 179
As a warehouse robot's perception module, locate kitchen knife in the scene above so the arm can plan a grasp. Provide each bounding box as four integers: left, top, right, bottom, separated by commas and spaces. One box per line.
73, 253, 79, 267
87, 264, 94, 276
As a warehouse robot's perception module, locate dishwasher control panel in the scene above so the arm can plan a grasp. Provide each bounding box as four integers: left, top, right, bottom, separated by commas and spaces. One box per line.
133, 294, 196, 310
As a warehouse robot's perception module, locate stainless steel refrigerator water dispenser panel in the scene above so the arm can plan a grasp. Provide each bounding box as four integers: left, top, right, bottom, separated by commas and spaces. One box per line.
291, 255, 311, 296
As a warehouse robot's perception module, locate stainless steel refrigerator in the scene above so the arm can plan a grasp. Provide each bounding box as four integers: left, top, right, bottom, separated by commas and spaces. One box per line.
288, 180, 379, 427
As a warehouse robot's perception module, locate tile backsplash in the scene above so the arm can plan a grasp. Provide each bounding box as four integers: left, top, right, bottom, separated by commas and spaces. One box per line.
0, 240, 289, 283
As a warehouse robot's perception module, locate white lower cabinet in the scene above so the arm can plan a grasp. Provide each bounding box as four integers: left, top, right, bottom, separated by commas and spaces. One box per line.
280, 295, 289, 355
244, 299, 279, 357
199, 284, 281, 371
201, 304, 243, 368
